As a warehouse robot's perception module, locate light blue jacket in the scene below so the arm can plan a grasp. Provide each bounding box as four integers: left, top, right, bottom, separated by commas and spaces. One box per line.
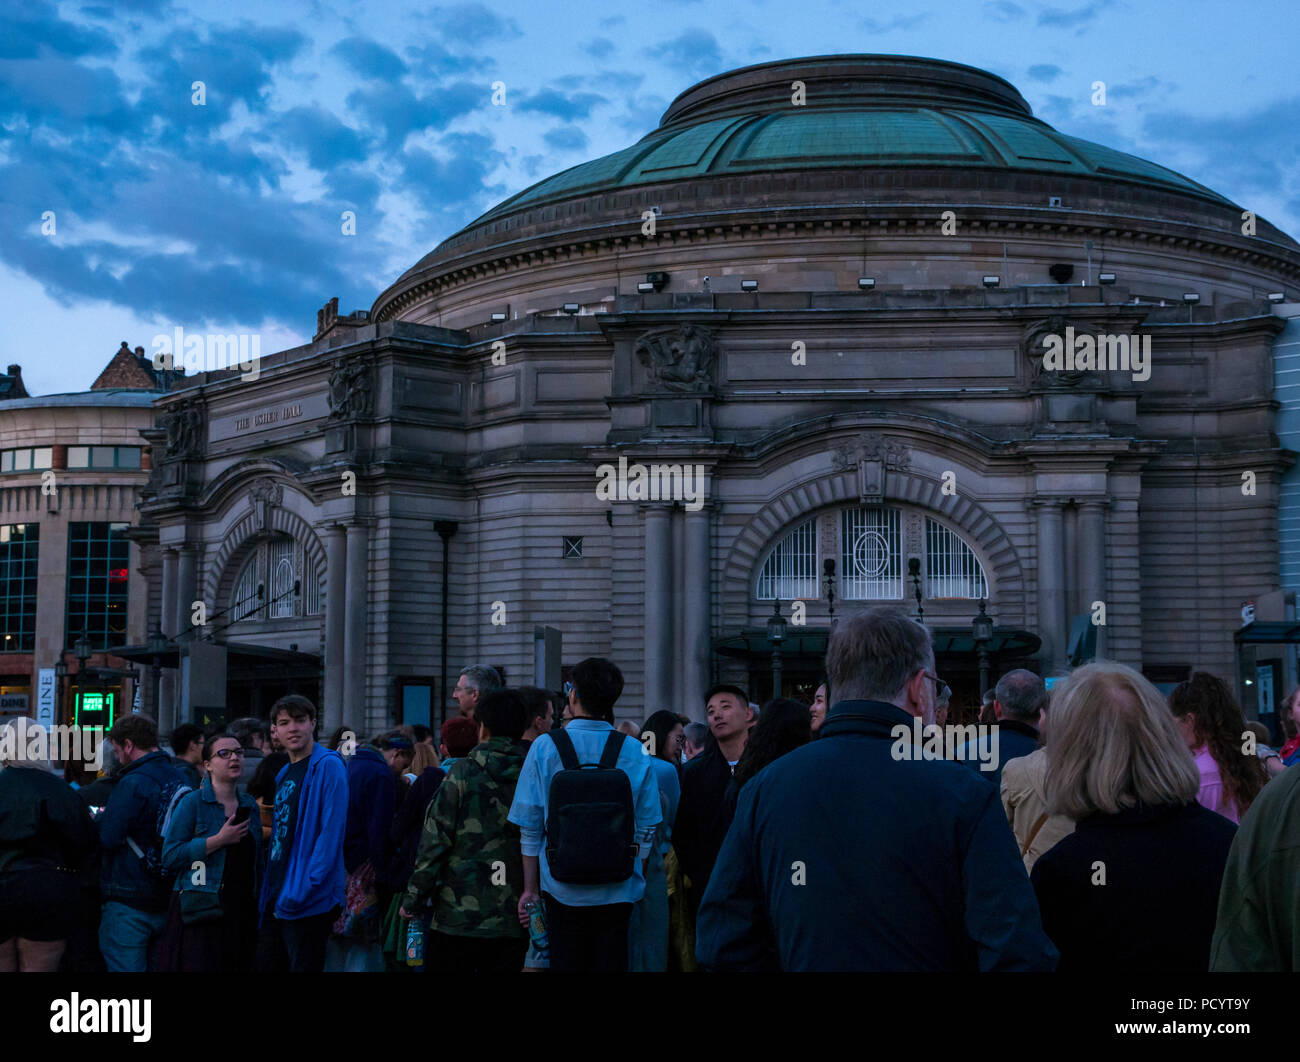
507, 718, 662, 907
257, 743, 349, 921
161, 776, 263, 899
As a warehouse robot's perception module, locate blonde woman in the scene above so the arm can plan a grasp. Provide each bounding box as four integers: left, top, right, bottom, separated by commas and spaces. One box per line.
1030, 661, 1237, 972
0, 719, 97, 972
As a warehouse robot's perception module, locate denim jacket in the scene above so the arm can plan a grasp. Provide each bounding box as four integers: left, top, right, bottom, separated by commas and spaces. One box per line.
161, 776, 264, 900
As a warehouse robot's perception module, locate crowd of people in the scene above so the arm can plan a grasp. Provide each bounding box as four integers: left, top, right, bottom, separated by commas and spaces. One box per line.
3, 608, 1300, 972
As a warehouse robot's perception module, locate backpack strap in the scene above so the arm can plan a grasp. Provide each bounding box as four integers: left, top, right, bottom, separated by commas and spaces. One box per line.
550, 728, 580, 771
598, 730, 627, 769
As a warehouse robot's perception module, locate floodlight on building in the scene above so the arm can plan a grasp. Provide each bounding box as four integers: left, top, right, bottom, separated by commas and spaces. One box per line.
490, 312, 507, 322
858, 277, 875, 290
1182, 293, 1200, 303
982, 276, 1000, 288
741, 279, 759, 292
637, 282, 655, 294
1268, 292, 1286, 303
1098, 273, 1117, 285
562, 303, 580, 314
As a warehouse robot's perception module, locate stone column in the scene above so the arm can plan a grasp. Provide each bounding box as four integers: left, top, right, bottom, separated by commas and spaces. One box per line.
1078, 499, 1108, 660
158, 548, 178, 734
1035, 500, 1067, 672
343, 523, 369, 724
323, 525, 347, 734
682, 506, 711, 722
643, 507, 672, 713
176, 546, 198, 637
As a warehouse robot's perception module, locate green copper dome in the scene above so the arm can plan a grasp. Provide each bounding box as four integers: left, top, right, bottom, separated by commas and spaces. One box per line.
470, 54, 1231, 226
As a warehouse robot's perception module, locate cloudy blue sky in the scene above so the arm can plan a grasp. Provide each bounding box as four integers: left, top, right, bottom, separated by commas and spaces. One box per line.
2, 0, 1297, 395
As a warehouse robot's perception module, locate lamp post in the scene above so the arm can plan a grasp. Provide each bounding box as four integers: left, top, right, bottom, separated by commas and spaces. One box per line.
908, 557, 924, 622
72, 633, 92, 728
822, 558, 837, 630
767, 599, 787, 699
54, 658, 67, 726
972, 599, 994, 698
147, 627, 169, 722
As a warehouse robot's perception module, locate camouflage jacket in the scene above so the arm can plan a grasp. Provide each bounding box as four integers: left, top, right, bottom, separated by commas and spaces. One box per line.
402, 736, 526, 939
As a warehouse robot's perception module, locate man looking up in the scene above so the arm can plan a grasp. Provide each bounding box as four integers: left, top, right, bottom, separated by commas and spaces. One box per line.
673, 683, 751, 927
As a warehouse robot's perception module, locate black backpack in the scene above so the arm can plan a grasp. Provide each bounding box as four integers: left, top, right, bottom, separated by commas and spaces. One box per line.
545, 729, 639, 884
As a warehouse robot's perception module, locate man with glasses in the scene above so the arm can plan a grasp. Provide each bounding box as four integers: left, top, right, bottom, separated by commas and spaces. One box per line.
696, 606, 1057, 972
453, 665, 502, 721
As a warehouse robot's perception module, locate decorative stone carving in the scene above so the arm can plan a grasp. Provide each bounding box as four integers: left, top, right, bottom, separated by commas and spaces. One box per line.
249, 478, 284, 533
831, 434, 911, 503
161, 399, 205, 459
1024, 314, 1089, 389
635, 324, 716, 392
328, 356, 374, 420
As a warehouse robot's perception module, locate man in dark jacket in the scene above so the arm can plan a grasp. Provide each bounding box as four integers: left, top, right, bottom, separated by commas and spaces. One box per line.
674, 683, 750, 922
98, 714, 188, 972
955, 669, 1045, 786
697, 607, 1058, 972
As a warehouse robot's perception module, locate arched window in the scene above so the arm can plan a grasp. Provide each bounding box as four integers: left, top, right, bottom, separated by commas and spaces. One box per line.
753, 506, 989, 605
228, 534, 322, 621
840, 508, 902, 600
755, 518, 817, 600
925, 518, 989, 599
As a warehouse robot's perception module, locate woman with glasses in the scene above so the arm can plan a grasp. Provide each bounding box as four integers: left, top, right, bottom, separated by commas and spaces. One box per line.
155, 731, 264, 972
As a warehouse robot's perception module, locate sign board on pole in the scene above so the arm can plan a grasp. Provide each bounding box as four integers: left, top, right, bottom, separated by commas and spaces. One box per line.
36, 669, 56, 726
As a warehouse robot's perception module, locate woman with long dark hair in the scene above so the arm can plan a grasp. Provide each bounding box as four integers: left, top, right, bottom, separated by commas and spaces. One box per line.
629, 709, 688, 972
1169, 672, 1267, 824
727, 698, 813, 813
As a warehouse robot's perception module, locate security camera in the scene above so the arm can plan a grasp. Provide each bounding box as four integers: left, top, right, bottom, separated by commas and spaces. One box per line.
703, 276, 710, 284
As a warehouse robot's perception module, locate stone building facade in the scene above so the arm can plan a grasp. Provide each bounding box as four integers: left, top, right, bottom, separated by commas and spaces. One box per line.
138, 55, 1300, 734
0, 346, 170, 729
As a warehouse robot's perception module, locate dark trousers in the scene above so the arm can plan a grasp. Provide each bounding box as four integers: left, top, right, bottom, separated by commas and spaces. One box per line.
542, 892, 632, 973
427, 930, 527, 974
258, 907, 339, 973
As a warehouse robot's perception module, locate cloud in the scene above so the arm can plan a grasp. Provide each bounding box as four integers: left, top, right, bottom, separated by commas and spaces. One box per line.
860, 13, 930, 32
398, 131, 508, 222
428, 3, 522, 46
517, 88, 608, 121
272, 106, 368, 169
344, 79, 483, 148
1027, 64, 1062, 83
1109, 75, 1163, 101
1038, 0, 1113, 29
584, 37, 616, 60
330, 36, 409, 80
0, 0, 116, 59
544, 125, 589, 153
983, 1, 1025, 22
645, 29, 724, 80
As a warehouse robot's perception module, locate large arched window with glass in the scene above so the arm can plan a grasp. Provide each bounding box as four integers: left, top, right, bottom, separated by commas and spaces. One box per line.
229, 534, 322, 621
755, 506, 989, 603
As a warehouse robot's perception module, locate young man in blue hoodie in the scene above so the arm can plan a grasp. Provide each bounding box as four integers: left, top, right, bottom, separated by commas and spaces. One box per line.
257, 694, 348, 973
